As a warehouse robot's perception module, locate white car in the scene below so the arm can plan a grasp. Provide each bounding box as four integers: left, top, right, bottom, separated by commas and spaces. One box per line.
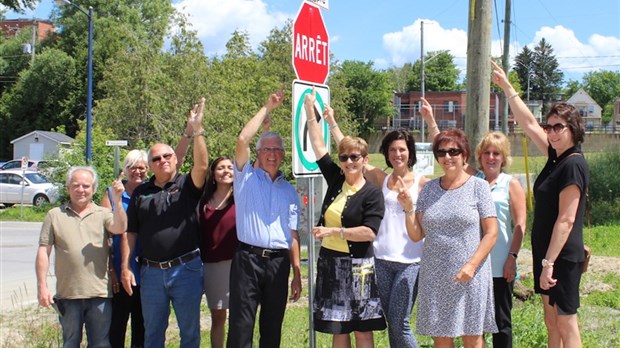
0, 169, 60, 207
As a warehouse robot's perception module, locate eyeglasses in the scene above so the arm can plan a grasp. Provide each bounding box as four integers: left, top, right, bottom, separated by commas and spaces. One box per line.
435, 148, 463, 157
151, 153, 173, 163
258, 147, 284, 153
129, 166, 147, 172
542, 123, 568, 134
338, 153, 364, 162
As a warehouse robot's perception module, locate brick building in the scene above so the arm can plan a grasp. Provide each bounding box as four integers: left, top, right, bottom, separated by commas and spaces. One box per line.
0, 18, 54, 41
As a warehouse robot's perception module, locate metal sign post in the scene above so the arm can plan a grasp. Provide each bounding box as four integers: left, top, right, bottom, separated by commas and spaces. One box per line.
20, 156, 27, 219
105, 140, 128, 177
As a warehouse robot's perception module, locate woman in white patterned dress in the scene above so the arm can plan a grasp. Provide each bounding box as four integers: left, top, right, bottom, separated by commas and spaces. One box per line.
406, 128, 498, 348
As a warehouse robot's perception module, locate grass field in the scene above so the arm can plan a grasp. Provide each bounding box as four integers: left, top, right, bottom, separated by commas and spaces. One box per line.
3, 224, 619, 347
368, 153, 548, 178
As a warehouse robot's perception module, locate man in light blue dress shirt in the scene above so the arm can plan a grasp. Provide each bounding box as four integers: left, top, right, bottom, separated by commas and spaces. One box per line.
227, 89, 302, 348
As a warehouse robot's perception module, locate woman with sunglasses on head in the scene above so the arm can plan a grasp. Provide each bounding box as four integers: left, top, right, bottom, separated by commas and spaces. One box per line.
305, 88, 386, 348
324, 97, 439, 348
474, 132, 527, 348
410, 128, 498, 348
492, 61, 588, 348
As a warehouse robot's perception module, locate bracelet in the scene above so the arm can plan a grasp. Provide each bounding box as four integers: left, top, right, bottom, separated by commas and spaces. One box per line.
192, 129, 205, 137
183, 131, 192, 139
403, 208, 415, 214
339, 227, 345, 239
507, 93, 519, 100
328, 124, 339, 131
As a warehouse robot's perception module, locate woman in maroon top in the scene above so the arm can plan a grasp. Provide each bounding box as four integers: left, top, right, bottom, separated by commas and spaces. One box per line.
199, 156, 238, 348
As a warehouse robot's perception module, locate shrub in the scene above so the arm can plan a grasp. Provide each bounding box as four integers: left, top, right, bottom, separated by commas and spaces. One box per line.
586, 147, 620, 225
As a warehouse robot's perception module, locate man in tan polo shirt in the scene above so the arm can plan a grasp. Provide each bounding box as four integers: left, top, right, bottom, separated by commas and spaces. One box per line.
36, 166, 127, 347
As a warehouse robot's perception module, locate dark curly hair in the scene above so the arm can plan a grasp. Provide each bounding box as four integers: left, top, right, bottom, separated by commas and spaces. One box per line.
379, 129, 418, 168
546, 102, 585, 145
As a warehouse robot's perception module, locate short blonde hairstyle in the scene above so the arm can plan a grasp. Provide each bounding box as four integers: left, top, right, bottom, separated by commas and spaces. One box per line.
338, 136, 369, 157
475, 131, 512, 171
123, 149, 149, 172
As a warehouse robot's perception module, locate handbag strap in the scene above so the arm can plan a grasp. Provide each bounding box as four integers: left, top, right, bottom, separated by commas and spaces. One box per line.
564, 153, 591, 244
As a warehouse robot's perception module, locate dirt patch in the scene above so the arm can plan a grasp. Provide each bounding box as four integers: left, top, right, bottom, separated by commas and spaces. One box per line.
517, 249, 619, 295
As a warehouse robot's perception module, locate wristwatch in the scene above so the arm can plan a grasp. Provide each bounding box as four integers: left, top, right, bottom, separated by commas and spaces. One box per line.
542, 258, 554, 268
509, 252, 518, 259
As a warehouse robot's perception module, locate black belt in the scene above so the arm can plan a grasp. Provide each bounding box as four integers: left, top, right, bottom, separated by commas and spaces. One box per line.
240, 242, 287, 259
140, 249, 200, 269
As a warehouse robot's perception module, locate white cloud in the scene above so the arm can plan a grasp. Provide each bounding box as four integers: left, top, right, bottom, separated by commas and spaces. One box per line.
379, 21, 620, 81
380, 19, 468, 69
528, 25, 620, 76
174, 0, 292, 57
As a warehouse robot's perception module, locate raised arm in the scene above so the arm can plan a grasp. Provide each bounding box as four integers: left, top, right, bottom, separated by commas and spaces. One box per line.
106, 175, 127, 235
236, 90, 284, 170
174, 116, 195, 169
188, 97, 208, 190
322, 103, 344, 145
491, 60, 548, 155
304, 88, 328, 159
396, 176, 424, 242
420, 97, 440, 141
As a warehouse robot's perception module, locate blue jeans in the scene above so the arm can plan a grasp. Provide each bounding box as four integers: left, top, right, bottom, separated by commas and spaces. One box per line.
375, 258, 420, 348
140, 256, 203, 348
58, 297, 112, 348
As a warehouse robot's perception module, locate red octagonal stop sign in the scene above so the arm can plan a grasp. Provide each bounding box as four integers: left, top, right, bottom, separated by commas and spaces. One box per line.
292, 1, 329, 85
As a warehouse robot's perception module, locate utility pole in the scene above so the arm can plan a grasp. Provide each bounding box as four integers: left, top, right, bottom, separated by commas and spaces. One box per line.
501, 0, 511, 133
420, 21, 425, 142
31, 19, 36, 63
465, 0, 492, 167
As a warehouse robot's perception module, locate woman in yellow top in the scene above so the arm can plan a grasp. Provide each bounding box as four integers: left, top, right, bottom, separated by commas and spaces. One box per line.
305, 88, 386, 348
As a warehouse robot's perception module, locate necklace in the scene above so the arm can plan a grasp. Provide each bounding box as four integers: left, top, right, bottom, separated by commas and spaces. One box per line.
209, 188, 232, 210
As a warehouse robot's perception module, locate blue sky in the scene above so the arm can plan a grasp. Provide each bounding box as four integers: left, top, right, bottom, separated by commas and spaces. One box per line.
5, 0, 620, 82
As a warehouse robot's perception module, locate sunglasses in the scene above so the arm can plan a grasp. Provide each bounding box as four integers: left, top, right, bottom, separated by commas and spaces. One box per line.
338, 153, 364, 162
151, 153, 173, 163
435, 148, 463, 157
541, 123, 568, 134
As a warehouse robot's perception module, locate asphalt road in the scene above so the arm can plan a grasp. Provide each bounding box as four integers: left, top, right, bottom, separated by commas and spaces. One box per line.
0, 221, 54, 312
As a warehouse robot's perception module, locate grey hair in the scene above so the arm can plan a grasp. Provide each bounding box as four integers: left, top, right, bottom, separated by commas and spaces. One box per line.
123, 149, 148, 172
66, 166, 98, 192
256, 131, 285, 151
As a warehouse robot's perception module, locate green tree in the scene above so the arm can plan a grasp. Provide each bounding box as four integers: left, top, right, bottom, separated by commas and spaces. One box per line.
0, 28, 33, 94
0, 48, 80, 160
53, 120, 121, 203
563, 79, 581, 99
386, 63, 414, 93
336, 60, 393, 135
406, 51, 461, 92
1, 0, 38, 13
581, 70, 620, 125
515, 39, 564, 111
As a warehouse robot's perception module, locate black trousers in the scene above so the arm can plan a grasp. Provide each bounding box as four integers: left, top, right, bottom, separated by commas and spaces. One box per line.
109, 285, 144, 348
492, 277, 514, 348
226, 247, 291, 348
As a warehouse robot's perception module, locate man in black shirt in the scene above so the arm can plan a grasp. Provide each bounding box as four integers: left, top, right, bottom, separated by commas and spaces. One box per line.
122, 98, 208, 348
